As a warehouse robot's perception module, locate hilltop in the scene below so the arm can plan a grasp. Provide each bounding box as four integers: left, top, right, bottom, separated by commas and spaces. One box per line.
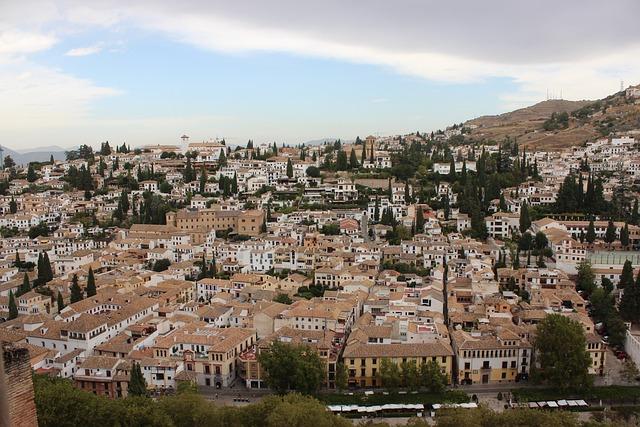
463, 86, 640, 150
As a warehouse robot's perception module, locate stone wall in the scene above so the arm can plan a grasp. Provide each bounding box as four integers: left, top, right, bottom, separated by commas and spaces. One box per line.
2, 343, 38, 427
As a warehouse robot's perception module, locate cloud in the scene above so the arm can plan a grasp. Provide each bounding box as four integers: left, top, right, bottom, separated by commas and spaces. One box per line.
65, 45, 102, 56
0, 29, 56, 57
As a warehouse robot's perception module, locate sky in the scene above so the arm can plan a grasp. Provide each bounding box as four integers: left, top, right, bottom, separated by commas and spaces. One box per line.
1, 1, 639, 150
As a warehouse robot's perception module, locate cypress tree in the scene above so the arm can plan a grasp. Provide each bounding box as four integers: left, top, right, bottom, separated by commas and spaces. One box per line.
632, 199, 639, 225
361, 140, 367, 164
415, 206, 425, 232
519, 201, 531, 234
37, 253, 44, 283
8, 291, 18, 319
604, 220, 616, 246
349, 148, 358, 169
9, 197, 17, 214
370, 143, 374, 163
374, 197, 380, 222
57, 291, 65, 312
128, 362, 148, 397
404, 181, 411, 204
232, 173, 238, 194
620, 269, 640, 323
621, 223, 630, 248
619, 260, 634, 289
586, 220, 596, 244
286, 158, 294, 178
70, 274, 83, 303
448, 159, 456, 181
499, 193, 507, 212
18, 273, 30, 296
199, 167, 207, 194
86, 267, 97, 297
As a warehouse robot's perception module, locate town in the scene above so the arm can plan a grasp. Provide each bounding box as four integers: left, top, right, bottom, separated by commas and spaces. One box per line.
2, 86, 640, 426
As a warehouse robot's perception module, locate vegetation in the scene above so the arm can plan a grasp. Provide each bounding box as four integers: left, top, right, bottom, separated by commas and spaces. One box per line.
257, 341, 325, 395
533, 314, 592, 390
34, 375, 352, 427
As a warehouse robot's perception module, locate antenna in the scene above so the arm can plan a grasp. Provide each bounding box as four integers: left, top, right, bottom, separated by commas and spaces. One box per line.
621, 80, 625, 92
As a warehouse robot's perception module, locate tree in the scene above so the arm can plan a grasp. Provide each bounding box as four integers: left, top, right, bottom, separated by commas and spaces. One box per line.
519, 201, 531, 234
534, 314, 592, 390
336, 150, 348, 171
335, 362, 348, 391
218, 149, 227, 167
586, 220, 596, 244
415, 206, 425, 233
3, 155, 15, 169
349, 148, 358, 169
9, 197, 17, 214
534, 231, 548, 251
18, 272, 30, 295
576, 260, 596, 297
620, 260, 635, 289
306, 166, 320, 178
273, 293, 292, 304
129, 362, 148, 397
8, 290, 18, 319
378, 358, 401, 389
70, 274, 83, 303
401, 359, 420, 390
29, 222, 49, 239
621, 223, 630, 248
604, 219, 617, 246
632, 199, 639, 225
621, 359, 640, 383
258, 341, 324, 395
198, 167, 207, 194
499, 193, 507, 212
56, 291, 65, 313
419, 360, 447, 392
620, 270, 640, 323
86, 267, 97, 297
27, 163, 38, 182
183, 157, 195, 183
153, 259, 171, 272
286, 158, 293, 178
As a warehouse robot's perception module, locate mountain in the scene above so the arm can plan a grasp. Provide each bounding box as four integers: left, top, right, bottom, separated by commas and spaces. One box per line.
464, 87, 640, 150
1, 145, 67, 165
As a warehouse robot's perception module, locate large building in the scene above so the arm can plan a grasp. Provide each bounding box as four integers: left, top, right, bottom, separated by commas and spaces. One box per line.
166, 208, 264, 236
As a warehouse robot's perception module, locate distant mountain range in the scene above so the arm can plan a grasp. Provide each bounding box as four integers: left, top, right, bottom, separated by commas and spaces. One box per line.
1, 145, 67, 165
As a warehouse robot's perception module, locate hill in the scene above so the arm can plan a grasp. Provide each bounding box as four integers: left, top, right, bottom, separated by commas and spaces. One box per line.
464, 87, 640, 150
1, 145, 67, 165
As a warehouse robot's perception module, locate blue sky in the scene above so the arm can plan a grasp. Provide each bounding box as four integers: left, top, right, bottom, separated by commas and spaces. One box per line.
1, 1, 638, 149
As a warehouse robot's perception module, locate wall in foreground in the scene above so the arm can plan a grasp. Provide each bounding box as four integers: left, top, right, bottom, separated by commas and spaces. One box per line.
2, 343, 38, 427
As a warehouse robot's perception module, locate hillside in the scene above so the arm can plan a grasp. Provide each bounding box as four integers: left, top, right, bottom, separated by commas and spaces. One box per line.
464, 87, 640, 150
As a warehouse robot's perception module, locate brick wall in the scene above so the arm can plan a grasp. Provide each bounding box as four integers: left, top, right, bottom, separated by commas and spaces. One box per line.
2, 343, 38, 427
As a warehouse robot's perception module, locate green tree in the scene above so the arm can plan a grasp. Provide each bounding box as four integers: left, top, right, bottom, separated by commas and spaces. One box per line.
70, 274, 83, 303
335, 362, 348, 391
153, 259, 171, 272
621, 359, 640, 383
183, 157, 195, 183
4, 155, 15, 169
576, 260, 596, 297
419, 360, 447, 392
620, 260, 635, 289
378, 358, 402, 389
534, 231, 548, 251
586, 220, 596, 244
604, 219, 616, 246
286, 158, 293, 178
18, 272, 30, 295
198, 167, 207, 193
218, 149, 227, 167
533, 314, 592, 390
56, 291, 65, 313
8, 290, 18, 319
336, 150, 348, 171
415, 206, 425, 233
27, 163, 38, 182
621, 222, 630, 247
9, 197, 17, 214
258, 341, 325, 395
129, 362, 148, 397
519, 201, 531, 234
273, 293, 292, 304
86, 267, 97, 297
349, 148, 358, 169
620, 270, 640, 323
